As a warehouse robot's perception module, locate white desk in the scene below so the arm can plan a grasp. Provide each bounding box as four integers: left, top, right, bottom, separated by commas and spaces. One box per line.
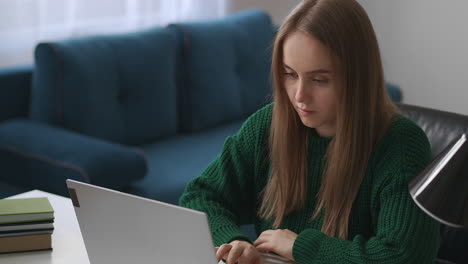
0, 190, 90, 264
0, 190, 228, 264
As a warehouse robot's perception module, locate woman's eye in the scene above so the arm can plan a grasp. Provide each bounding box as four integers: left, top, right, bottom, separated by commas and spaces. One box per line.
313, 79, 328, 84
284, 72, 298, 79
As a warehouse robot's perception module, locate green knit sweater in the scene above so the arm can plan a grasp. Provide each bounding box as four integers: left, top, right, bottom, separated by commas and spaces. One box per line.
179, 104, 440, 263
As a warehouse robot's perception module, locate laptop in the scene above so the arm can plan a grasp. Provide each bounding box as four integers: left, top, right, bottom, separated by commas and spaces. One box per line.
66, 179, 294, 264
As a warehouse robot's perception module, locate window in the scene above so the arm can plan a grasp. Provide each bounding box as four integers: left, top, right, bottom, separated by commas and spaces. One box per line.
0, 0, 226, 68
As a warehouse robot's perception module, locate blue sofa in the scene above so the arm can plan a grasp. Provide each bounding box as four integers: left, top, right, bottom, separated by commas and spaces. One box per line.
0, 9, 402, 203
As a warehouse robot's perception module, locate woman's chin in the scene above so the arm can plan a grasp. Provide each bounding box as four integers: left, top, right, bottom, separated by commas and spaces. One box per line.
300, 119, 319, 129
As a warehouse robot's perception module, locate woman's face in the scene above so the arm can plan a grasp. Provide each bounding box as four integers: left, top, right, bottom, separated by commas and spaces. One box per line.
282, 31, 339, 137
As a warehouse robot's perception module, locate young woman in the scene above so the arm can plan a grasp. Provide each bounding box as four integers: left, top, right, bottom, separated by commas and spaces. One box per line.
179, 0, 440, 263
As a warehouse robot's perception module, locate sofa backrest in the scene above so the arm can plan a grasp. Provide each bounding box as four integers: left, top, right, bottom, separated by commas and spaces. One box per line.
169, 9, 274, 132
31, 28, 178, 145
30, 9, 275, 143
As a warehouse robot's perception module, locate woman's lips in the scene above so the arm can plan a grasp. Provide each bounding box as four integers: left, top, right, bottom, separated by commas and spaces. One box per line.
298, 108, 316, 116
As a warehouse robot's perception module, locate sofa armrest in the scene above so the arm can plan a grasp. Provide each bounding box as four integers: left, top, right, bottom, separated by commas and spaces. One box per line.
385, 82, 402, 102
0, 119, 148, 196
0, 65, 32, 122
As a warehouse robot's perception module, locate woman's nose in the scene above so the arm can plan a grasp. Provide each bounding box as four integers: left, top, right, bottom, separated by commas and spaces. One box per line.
295, 80, 310, 103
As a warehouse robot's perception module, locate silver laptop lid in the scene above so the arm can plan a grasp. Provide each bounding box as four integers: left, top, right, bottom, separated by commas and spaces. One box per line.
66, 179, 218, 264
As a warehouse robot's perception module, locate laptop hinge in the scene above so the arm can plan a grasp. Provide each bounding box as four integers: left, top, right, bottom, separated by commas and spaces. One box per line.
68, 188, 80, 208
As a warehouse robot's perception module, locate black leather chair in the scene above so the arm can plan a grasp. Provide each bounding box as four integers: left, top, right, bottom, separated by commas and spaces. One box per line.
398, 103, 468, 264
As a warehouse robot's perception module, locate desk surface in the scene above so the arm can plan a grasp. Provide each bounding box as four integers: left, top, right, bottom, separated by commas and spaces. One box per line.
0, 190, 271, 264
0, 190, 90, 264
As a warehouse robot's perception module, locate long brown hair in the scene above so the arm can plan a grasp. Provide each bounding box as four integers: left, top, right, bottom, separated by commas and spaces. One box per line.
259, 0, 397, 239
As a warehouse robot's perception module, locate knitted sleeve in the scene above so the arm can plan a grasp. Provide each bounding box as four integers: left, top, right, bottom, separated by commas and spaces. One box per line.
292, 118, 440, 264
179, 104, 272, 246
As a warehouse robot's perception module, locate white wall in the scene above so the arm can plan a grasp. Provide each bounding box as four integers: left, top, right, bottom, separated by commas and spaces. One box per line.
228, 1, 468, 115
227, 0, 300, 24
358, 0, 468, 115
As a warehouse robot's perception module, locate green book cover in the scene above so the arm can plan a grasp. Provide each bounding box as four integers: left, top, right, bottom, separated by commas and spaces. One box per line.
0, 197, 54, 224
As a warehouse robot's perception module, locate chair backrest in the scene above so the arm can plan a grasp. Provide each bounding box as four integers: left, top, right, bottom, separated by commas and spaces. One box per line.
397, 103, 468, 264
397, 103, 468, 157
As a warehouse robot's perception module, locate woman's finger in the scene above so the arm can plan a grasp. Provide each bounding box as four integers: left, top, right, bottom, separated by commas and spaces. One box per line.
253, 237, 267, 247
226, 243, 244, 264
216, 244, 232, 262
255, 242, 272, 253
238, 246, 261, 264
254, 233, 272, 246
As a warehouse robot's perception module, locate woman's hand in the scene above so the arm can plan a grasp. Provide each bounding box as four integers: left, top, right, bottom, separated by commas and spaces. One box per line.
253, 229, 298, 261
215, 240, 263, 264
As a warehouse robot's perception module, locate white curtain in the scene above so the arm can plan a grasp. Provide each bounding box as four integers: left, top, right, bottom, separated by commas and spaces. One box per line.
0, 0, 227, 68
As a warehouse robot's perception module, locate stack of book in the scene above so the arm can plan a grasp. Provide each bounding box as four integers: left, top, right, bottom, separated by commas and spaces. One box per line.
0, 197, 54, 253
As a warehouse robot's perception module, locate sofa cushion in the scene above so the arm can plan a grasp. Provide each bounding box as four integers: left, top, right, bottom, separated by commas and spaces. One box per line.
127, 119, 244, 204
170, 9, 273, 131
31, 27, 178, 145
